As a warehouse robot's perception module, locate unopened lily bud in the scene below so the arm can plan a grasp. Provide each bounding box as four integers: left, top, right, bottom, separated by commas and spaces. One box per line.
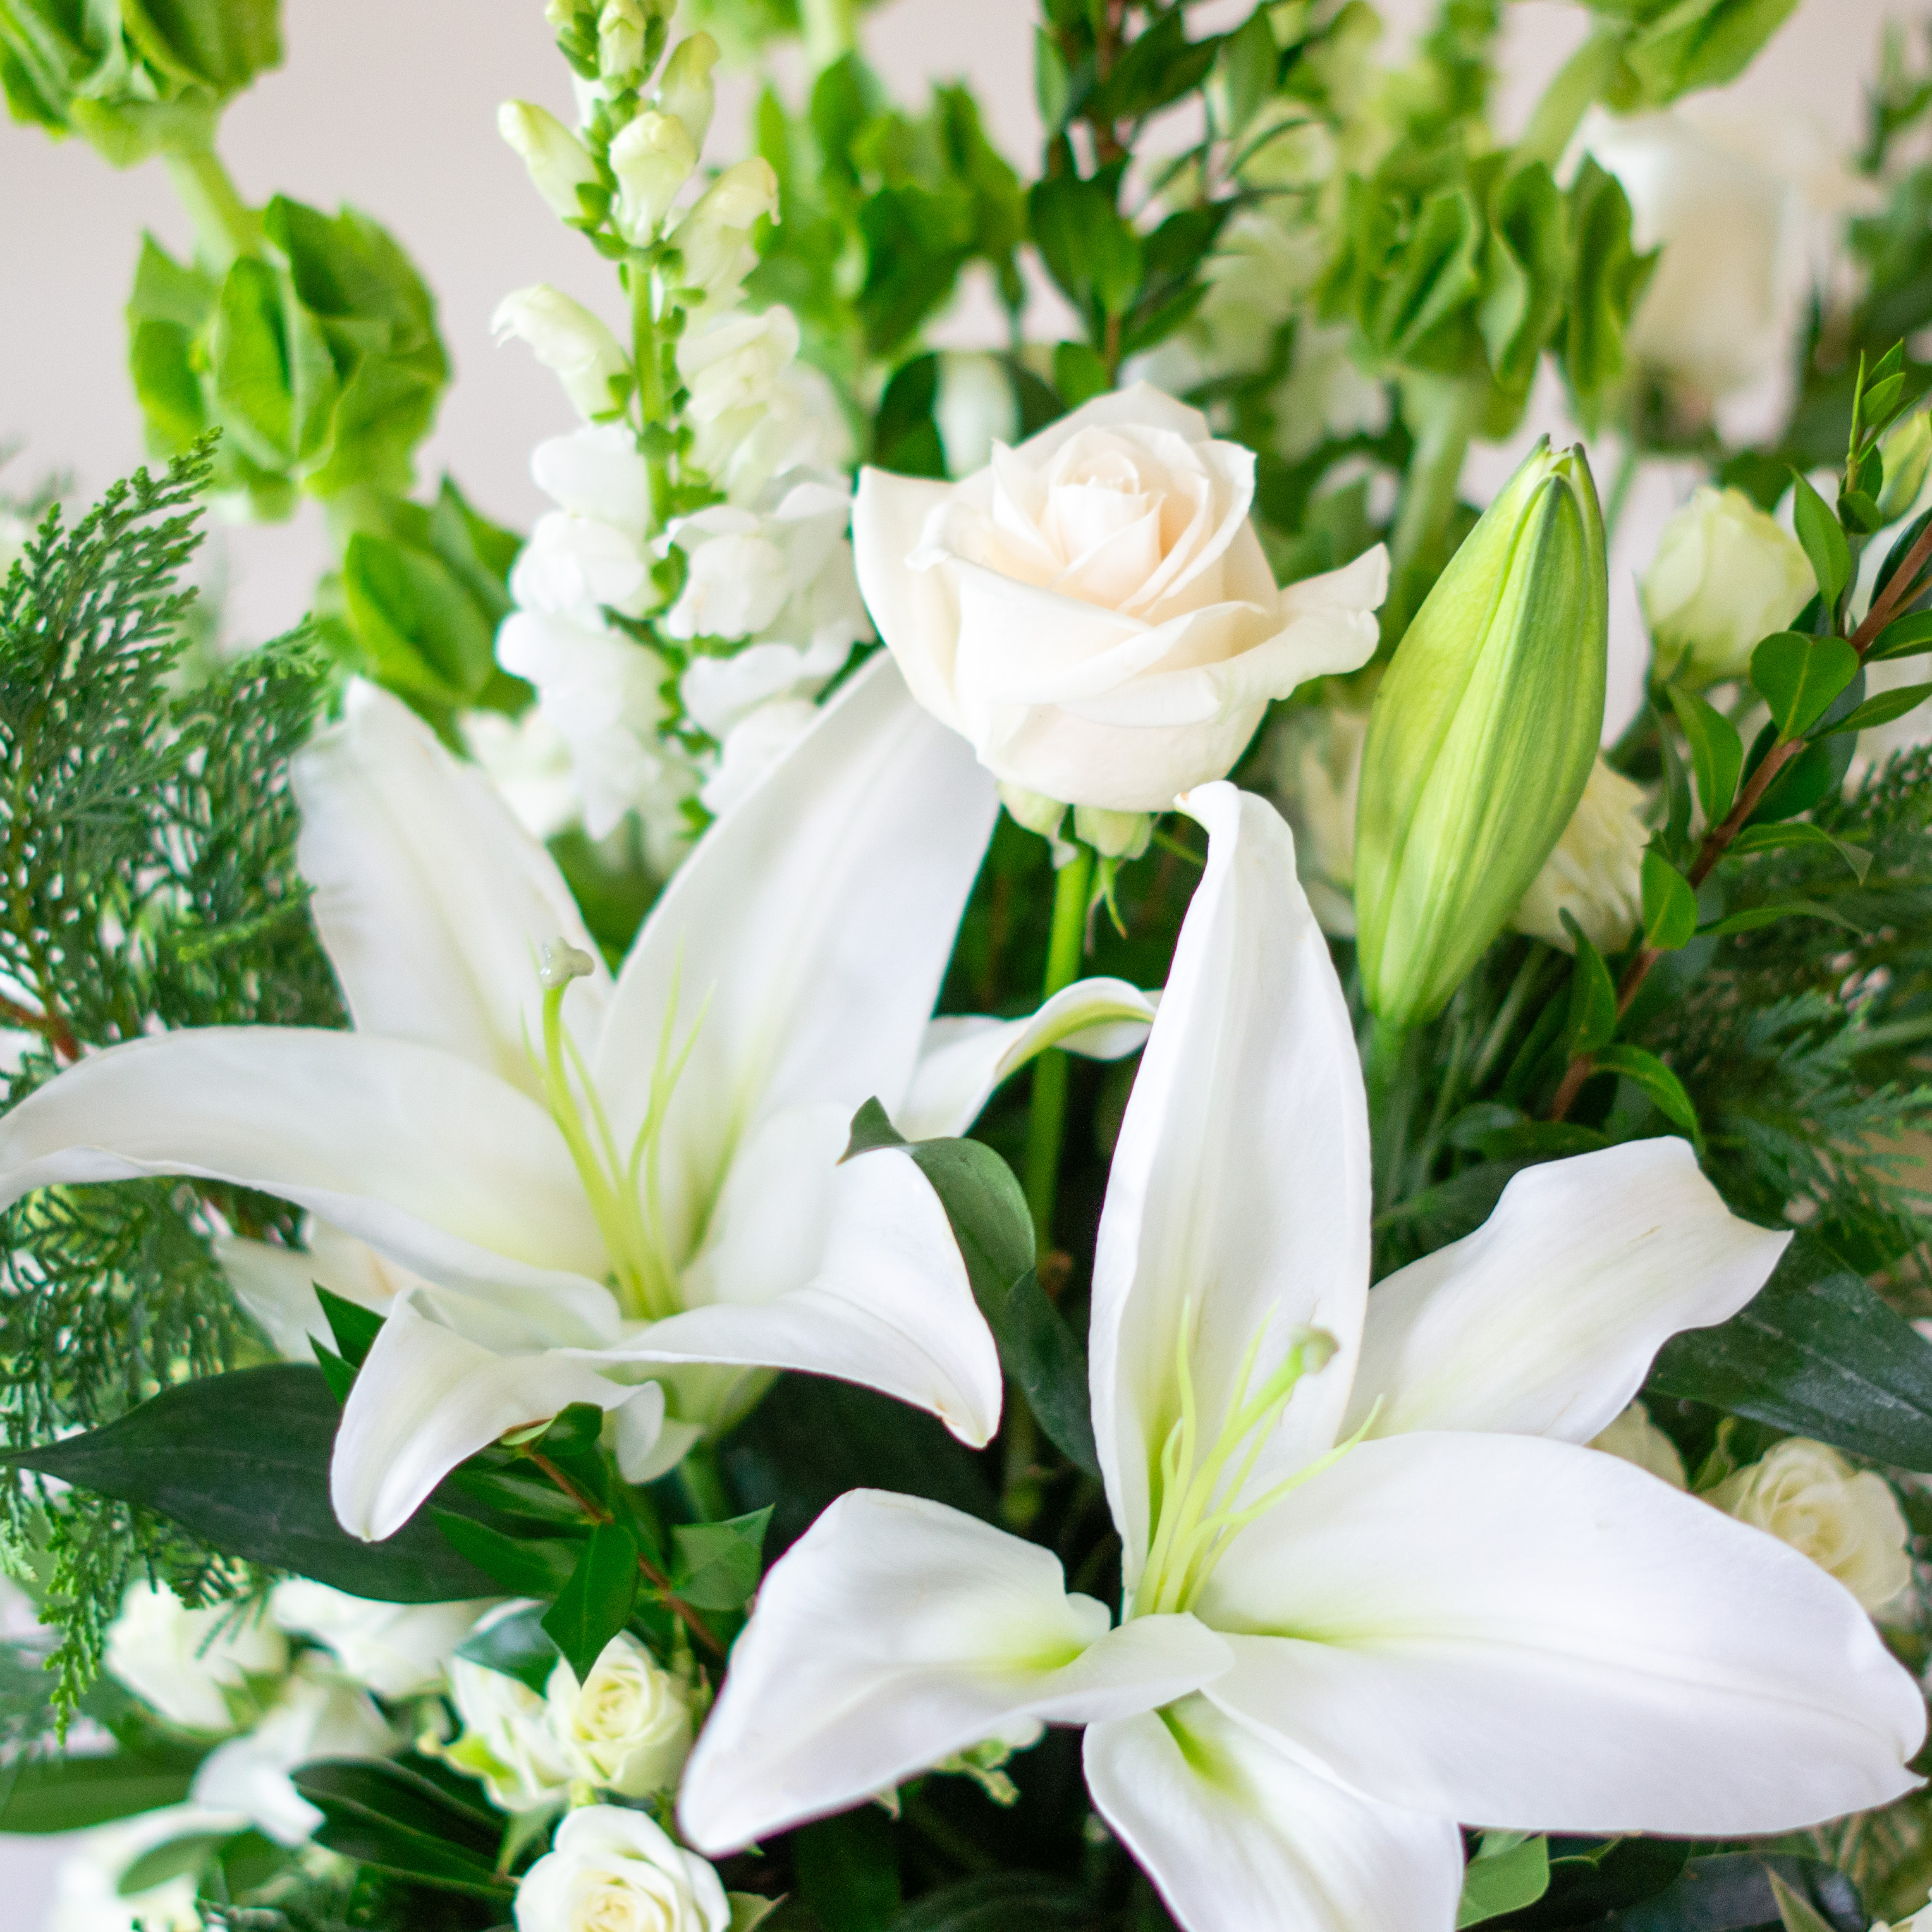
1880, 410, 1932, 524
1641, 484, 1813, 687
671, 157, 780, 300
1355, 439, 1607, 1030
609, 109, 697, 245
492, 286, 633, 423
499, 101, 601, 223
657, 33, 719, 153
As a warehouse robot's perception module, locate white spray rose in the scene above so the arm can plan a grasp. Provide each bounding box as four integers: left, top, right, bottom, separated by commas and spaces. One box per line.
443, 1651, 576, 1814
1263, 700, 1369, 938
105, 1584, 286, 1735
853, 383, 1385, 814
1512, 757, 1649, 955
1641, 485, 1814, 686
1589, 1402, 1687, 1490
494, 287, 633, 424
678, 307, 803, 483
514, 1804, 732, 1932
271, 1581, 496, 1700
1710, 1440, 1913, 1617
546, 1632, 694, 1797
47, 1805, 214, 1932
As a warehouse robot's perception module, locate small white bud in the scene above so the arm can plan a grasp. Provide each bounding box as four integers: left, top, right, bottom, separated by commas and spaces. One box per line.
656, 32, 719, 152
498, 100, 601, 223
493, 286, 633, 423
539, 936, 597, 990
671, 157, 780, 300
609, 109, 697, 246
597, 0, 649, 78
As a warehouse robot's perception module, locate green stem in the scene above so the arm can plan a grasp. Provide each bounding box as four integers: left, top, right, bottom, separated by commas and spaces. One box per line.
678, 1441, 732, 1523
162, 144, 259, 271
1513, 26, 1625, 169
1022, 844, 1095, 1247
628, 260, 671, 535
799, 0, 860, 68
1364, 1019, 1417, 1216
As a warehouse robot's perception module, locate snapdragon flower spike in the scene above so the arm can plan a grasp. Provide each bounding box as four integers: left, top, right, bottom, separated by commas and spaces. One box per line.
0, 657, 1161, 1543
680, 782, 1924, 1932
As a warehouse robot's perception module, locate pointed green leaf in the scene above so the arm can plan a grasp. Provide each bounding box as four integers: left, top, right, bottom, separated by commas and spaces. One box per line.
1640, 850, 1699, 951
1591, 1044, 1699, 1138
314, 1285, 381, 1369
1816, 680, 1932, 738
1751, 631, 1859, 740
1727, 822, 1871, 882
670, 1508, 773, 1611
1789, 471, 1851, 610
455, 1603, 561, 1694
1868, 610, 1932, 660
0, 1744, 211, 1834
1697, 902, 1865, 938
1665, 685, 1743, 823
1769, 1871, 1839, 1932
542, 1520, 639, 1681
432, 1513, 582, 1598
1562, 916, 1618, 1054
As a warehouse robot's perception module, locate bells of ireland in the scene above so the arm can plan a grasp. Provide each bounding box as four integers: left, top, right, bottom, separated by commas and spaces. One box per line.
1355, 439, 1608, 1030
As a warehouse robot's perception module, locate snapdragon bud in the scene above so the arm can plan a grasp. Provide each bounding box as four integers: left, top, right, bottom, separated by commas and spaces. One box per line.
609, 109, 697, 245
656, 32, 719, 152
597, 0, 651, 80
1355, 439, 1608, 1030
493, 286, 633, 423
499, 100, 601, 222
1880, 410, 1932, 524
671, 157, 780, 301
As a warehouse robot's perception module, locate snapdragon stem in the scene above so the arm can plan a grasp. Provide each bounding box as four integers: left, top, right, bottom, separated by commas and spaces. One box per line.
1022, 845, 1095, 1247
164, 144, 259, 271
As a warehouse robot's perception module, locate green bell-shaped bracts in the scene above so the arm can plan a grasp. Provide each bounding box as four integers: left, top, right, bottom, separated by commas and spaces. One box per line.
1355, 437, 1608, 1030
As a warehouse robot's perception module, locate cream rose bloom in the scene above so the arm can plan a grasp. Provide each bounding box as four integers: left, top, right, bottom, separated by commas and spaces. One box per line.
546, 1632, 694, 1797
853, 383, 1386, 814
1512, 757, 1650, 955
514, 1804, 732, 1932
1589, 1401, 1687, 1489
442, 1649, 576, 1814
1710, 1440, 1913, 1616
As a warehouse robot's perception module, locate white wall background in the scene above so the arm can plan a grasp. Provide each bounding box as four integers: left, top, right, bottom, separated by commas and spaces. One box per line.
0, 0, 1908, 1919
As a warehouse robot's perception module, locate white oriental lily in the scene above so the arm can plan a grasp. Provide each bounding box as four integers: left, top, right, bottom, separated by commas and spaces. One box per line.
0, 658, 1156, 1543
679, 781, 1924, 1932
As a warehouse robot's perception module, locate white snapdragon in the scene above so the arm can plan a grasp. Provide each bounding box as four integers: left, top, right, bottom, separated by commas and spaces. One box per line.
514, 1804, 733, 1932
105, 1584, 286, 1735
463, 707, 585, 843
671, 157, 780, 304
699, 699, 819, 816
546, 1632, 694, 1797
494, 288, 633, 424
1512, 757, 1649, 956
1589, 1402, 1687, 1490
611, 111, 699, 246
706, 355, 853, 505
272, 1580, 496, 1700
656, 32, 719, 150
678, 307, 804, 481
1711, 1440, 1914, 1617
501, 102, 601, 223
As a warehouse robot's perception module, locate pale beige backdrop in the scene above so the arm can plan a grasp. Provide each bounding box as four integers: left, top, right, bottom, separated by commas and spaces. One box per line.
0, 0, 1904, 1919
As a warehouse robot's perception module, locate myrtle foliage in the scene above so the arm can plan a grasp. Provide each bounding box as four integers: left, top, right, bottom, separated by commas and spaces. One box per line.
0, 442, 341, 1708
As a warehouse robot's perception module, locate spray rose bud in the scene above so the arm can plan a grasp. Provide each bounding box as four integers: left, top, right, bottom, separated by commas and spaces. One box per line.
1355, 439, 1607, 1030
1512, 755, 1649, 956
671, 158, 780, 300
546, 1632, 693, 1796
657, 33, 719, 153
1641, 484, 1813, 687
1880, 410, 1932, 524
499, 101, 601, 223
493, 286, 633, 423
609, 109, 697, 245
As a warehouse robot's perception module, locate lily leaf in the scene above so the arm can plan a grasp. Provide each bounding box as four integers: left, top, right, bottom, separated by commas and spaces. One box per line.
293, 1759, 510, 1900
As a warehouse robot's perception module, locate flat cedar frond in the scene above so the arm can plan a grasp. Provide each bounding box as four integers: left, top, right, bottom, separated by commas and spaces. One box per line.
0, 443, 344, 1713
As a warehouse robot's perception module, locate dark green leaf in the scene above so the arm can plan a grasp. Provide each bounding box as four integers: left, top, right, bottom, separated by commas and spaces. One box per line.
542, 1520, 640, 1680
1599, 1854, 1861, 1932
0, 1742, 209, 1833
315, 1286, 381, 1369
888, 1873, 1093, 1930
1027, 172, 1142, 319
1697, 902, 1864, 938
1868, 609, 1932, 660
1219, 9, 1277, 134
0, 1364, 498, 1602
116, 1830, 233, 1897
1818, 680, 1932, 738
432, 1513, 583, 1598
293, 1758, 510, 1899
1591, 1046, 1698, 1137
455, 1604, 562, 1694
1727, 821, 1871, 881
796, 1808, 900, 1932
1649, 1234, 1932, 1470
1053, 340, 1110, 408
1751, 630, 1859, 740
1562, 917, 1617, 1055
1640, 850, 1699, 951
1748, 735, 1846, 824
1788, 471, 1852, 611
670, 1508, 773, 1611
1459, 1835, 1551, 1928
1665, 683, 1744, 822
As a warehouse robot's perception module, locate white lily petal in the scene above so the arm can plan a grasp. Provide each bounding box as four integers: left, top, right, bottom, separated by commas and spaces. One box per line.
601, 1142, 1004, 1447
594, 655, 998, 1271
1197, 1431, 1924, 1834
678, 1490, 1229, 1854
294, 681, 609, 1096
898, 979, 1158, 1142
334, 1291, 652, 1542
0, 1029, 616, 1332
1085, 1697, 1464, 1932
1090, 784, 1371, 1597
1343, 1139, 1789, 1443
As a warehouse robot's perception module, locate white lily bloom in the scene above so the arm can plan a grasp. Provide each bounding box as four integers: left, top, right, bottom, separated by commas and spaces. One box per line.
0, 658, 1155, 1544
680, 783, 1923, 1930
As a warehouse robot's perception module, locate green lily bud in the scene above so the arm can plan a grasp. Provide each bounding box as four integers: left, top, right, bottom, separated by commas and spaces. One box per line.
1879, 410, 1932, 524
1355, 439, 1608, 1030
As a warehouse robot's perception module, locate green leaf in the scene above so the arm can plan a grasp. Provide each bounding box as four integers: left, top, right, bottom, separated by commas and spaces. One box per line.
315, 1285, 381, 1369
1818, 680, 1932, 738
209, 256, 339, 476
1622, 0, 1802, 104
1665, 684, 1744, 822
0, 1742, 209, 1833
1591, 1045, 1699, 1137
0, 1364, 499, 1602
1560, 160, 1656, 419
1788, 471, 1852, 611
1697, 901, 1864, 938
431, 1513, 583, 1598
542, 1520, 640, 1681
1868, 610, 1932, 660
796, 1808, 901, 1932
116, 1830, 235, 1897
1053, 340, 1110, 408
1590, 1854, 1861, 1932
888, 1874, 1094, 1930
1027, 172, 1142, 321
670, 1508, 773, 1611
1751, 630, 1859, 740
343, 532, 501, 711
1640, 850, 1699, 951
1770, 1870, 1840, 1932
1458, 1835, 1551, 1928
1747, 734, 1846, 825
293, 1759, 510, 1899
455, 1603, 561, 1694
1727, 821, 1871, 882
1219, 9, 1276, 133
1649, 1233, 1932, 1469
1562, 917, 1618, 1055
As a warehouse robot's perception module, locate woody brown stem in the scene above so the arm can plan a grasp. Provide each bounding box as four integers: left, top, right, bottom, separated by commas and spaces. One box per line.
0, 991, 78, 1063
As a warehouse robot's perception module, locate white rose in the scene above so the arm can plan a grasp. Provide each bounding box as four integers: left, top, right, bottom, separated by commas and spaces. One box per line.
853, 382, 1386, 814
47, 1805, 214, 1932
271, 1580, 496, 1700
190, 1654, 400, 1845
494, 287, 633, 424
545, 1632, 694, 1797
1511, 757, 1649, 955
105, 1584, 287, 1735
698, 699, 819, 817
442, 1650, 576, 1814
1641, 485, 1814, 686
678, 308, 802, 483
1710, 1439, 1913, 1616
1263, 699, 1369, 937
514, 1804, 731, 1932
1588, 1401, 1687, 1489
